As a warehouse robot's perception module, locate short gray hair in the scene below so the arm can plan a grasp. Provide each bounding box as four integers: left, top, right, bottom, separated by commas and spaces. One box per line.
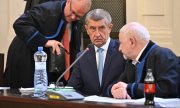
85, 9, 112, 25
120, 22, 150, 42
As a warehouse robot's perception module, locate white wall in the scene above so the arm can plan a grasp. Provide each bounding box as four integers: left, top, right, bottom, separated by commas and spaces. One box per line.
0, 0, 9, 54
0, 0, 26, 68
126, 0, 180, 55
0, 0, 180, 69
173, 0, 180, 55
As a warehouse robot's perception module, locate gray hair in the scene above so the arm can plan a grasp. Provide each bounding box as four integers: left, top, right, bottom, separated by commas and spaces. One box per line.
85, 9, 112, 25
120, 22, 150, 42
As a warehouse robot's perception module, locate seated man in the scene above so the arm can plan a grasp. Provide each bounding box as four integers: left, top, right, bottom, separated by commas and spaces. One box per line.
67, 9, 125, 96
108, 22, 179, 99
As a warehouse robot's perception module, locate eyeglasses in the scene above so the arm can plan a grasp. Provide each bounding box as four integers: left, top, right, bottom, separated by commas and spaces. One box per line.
69, 2, 83, 20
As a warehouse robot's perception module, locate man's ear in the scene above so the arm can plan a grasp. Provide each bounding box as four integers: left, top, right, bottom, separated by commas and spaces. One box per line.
129, 36, 136, 48
108, 24, 113, 33
66, 0, 71, 3
108, 24, 113, 29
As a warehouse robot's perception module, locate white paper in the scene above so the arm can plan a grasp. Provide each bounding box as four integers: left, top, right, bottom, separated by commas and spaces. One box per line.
154, 98, 180, 107
19, 87, 34, 91
84, 95, 144, 103
84, 95, 180, 107
19, 87, 34, 95
0, 87, 10, 90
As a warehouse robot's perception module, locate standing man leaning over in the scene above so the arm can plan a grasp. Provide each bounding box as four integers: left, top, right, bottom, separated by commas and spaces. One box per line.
108, 22, 179, 99
4, 0, 92, 88
67, 9, 125, 96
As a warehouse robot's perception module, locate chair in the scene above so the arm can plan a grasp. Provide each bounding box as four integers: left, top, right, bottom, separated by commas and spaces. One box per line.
0, 53, 4, 86
178, 56, 180, 98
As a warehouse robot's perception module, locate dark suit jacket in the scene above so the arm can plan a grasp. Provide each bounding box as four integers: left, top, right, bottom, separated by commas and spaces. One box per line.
67, 39, 125, 96
4, 1, 82, 88
112, 41, 179, 99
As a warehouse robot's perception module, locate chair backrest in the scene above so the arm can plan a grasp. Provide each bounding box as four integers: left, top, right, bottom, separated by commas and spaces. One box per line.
0, 53, 4, 86
178, 56, 180, 98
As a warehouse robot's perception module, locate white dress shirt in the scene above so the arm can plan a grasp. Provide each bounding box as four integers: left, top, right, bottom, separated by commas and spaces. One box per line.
94, 37, 110, 69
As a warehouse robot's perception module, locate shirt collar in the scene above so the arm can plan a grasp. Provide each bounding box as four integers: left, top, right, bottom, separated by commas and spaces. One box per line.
94, 37, 110, 52
132, 42, 149, 65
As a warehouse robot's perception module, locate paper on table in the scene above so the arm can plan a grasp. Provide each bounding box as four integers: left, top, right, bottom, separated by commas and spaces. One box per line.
0, 87, 10, 90
19, 87, 34, 95
19, 87, 34, 91
84, 95, 144, 103
84, 95, 180, 107
155, 98, 180, 107
19, 86, 74, 95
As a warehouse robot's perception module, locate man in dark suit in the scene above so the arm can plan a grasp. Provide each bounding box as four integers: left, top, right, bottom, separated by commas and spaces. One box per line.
4, 0, 92, 88
67, 9, 125, 96
108, 22, 179, 99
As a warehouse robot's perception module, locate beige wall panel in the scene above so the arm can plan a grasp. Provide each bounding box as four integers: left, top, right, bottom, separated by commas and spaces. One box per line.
142, 0, 164, 16
0, 0, 26, 69
127, 0, 180, 55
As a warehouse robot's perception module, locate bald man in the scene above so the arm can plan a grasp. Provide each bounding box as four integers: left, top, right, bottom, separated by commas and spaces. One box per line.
4, 0, 92, 88
108, 22, 179, 99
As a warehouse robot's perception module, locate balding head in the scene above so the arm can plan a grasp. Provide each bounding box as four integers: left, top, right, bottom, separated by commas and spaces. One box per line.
120, 22, 150, 44
64, 0, 92, 22
72, 0, 92, 12
118, 22, 150, 60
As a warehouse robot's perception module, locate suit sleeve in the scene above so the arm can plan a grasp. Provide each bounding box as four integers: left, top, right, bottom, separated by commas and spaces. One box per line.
106, 63, 128, 97
67, 53, 84, 94
151, 48, 178, 98
120, 63, 144, 99
128, 48, 179, 98
13, 4, 48, 51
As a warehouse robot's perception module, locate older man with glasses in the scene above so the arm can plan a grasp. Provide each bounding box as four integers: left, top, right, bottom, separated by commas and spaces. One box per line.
4, 0, 92, 88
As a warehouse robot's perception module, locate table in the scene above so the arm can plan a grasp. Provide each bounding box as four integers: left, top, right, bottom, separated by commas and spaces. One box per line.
0, 89, 157, 108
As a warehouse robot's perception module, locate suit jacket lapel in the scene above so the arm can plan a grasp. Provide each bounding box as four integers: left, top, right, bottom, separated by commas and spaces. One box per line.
102, 39, 116, 85
87, 45, 100, 86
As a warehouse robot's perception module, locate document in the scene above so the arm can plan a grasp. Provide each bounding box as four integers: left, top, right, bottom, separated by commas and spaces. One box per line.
0, 87, 10, 90
84, 95, 144, 103
19, 87, 34, 95
19, 86, 75, 96
84, 95, 180, 107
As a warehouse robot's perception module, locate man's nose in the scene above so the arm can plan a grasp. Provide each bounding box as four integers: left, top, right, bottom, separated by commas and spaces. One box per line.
71, 14, 76, 20
94, 29, 101, 36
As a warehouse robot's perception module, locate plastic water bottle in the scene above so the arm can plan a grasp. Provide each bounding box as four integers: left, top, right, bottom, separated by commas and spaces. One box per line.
34, 46, 48, 97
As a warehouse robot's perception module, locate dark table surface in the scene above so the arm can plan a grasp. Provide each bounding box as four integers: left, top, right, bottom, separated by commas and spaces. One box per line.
0, 89, 160, 108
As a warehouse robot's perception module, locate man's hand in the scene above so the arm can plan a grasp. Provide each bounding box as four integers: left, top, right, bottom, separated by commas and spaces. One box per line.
45, 40, 64, 55
111, 81, 131, 99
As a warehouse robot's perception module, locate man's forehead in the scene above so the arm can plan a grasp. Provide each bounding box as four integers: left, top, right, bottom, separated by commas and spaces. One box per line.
72, 4, 87, 17
119, 33, 126, 41
88, 19, 107, 25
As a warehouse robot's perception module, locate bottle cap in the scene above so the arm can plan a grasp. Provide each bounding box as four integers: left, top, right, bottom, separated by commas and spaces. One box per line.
38, 46, 43, 51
